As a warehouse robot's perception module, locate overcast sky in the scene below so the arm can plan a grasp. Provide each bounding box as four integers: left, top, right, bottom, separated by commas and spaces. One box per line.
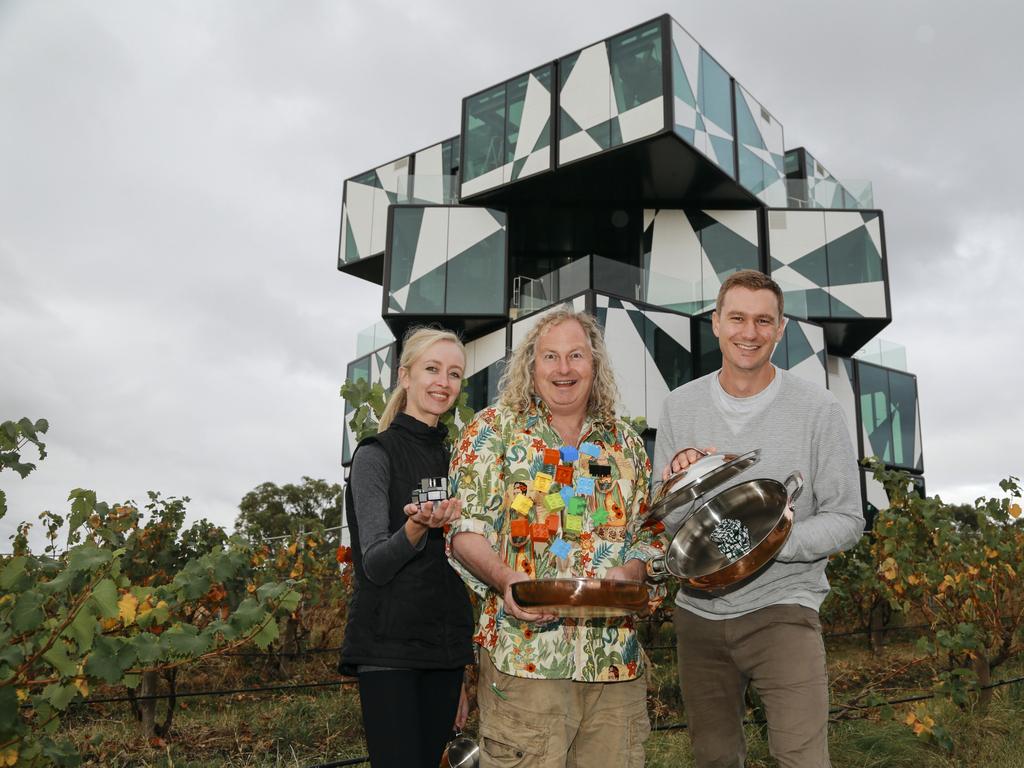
2, 1, 1021, 547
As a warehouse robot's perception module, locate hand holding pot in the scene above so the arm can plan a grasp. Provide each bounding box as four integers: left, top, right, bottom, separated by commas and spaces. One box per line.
503, 571, 556, 623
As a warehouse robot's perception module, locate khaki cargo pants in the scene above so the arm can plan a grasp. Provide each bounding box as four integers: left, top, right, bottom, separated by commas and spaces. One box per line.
477, 649, 650, 767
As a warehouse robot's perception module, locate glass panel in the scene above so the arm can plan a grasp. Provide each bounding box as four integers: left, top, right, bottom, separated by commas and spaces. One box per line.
505, 74, 529, 166
609, 21, 663, 113
446, 231, 505, 315
465, 360, 505, 412
346, 355, 371, 386
826, 223, 883, 285
695, 316, 722, 377
698, 50, 734, 177
858, 362, 892, 463
463, 85, 506, 183
558, 51, 581, 143
403, 267, 446, 314
592, 256, 645, 301
888, 371, 918, 469
387, 207, 422, 290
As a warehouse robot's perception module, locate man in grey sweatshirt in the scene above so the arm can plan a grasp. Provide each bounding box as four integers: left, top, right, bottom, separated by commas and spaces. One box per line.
653, 269, 863, 768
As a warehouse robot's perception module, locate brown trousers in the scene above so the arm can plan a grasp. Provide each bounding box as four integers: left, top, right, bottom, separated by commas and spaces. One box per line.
674, 604, 830, 768
477, 649, 650, 767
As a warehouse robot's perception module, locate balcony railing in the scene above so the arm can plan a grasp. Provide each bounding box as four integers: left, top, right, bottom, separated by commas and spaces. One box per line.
854, 337, 907, 371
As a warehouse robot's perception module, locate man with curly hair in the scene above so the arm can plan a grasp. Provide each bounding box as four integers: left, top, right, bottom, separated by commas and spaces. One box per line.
448, 307, 663, 767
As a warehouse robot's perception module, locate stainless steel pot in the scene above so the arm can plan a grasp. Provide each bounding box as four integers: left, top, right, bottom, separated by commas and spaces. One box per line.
647, 472, 803, 591
648, 449, 761, 531
440, 731, 479, 768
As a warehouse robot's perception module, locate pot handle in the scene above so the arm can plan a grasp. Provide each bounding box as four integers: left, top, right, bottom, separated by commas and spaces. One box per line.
784, 471, 804, 506
646, 558, 670, 583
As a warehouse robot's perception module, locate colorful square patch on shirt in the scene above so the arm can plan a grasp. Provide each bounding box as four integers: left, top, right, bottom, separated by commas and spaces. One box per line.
554, 465, 574, 485
575, 477, 595, 496
544, 493, 565, 512
579, 442, 601, 458
533, 472, 553, 493
549, 537, 571, 558
542, 448, 561, 465
560, 446, 579, 463
511, 494, 534, 516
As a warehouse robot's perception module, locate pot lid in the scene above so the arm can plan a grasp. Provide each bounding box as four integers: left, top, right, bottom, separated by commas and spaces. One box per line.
647, 449, 761, 523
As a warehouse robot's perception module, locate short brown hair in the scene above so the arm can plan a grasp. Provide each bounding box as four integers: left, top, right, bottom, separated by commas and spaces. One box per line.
715, 269, 784, 318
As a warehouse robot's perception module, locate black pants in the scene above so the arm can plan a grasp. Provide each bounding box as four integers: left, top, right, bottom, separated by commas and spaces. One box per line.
357, 667, 464, 768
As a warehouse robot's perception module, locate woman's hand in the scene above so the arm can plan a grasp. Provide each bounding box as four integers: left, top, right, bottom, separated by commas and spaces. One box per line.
403, 498, 462, 546
404, 497, 463, 528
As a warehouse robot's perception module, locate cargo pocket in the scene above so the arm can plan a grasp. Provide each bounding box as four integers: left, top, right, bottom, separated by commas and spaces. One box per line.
479, 709, 547, 766
625, 709, 652, 765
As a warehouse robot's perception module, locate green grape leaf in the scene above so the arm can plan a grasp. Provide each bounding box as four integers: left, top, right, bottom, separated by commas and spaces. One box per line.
67, 543, 111, 574
42, 642, 78, 678
43, 682, 78, 711
12, 591, 45, 632
250, 616, 279, 650
0, 555, 28, 590
84, 635, 136, 684
90, 578, 119, 619
130, 632, 163, 665
64, 602, 98, 653
161, 624, 209, 658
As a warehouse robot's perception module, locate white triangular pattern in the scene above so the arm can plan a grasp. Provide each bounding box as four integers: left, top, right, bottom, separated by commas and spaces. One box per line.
513, 74, 551, 163
643, 209, 656, 231
705, 210, 759, 246
461, 165, 505, 196
826, 355, 859, 447
744, 144, 775, 166
772, 265, 818, 292
757, 179, 788, 207
826, 281, 886, 317
447, 208, 503, 260
559, 130, 603, 165
516, 148, 550, 180
391, 285, 409, 312
466, 327, 507, 377
865, 471, 888, 510
699, 247, 720, 303
822, 211, 864, 242
673, 98, 698, 131
865, 215, 883, 257
602, 307, 646, 418
645, 348, 669, 424
768, 210, 827, 264
648, 310, 692, 352
413, 143, 445, 203
560, 44, 612, 131
671, 22, 701, 110
788, 354, 827, 388
374, 157, 410, 200
409, 208, 450, 284
914, 412, 922, 470
648, 211, 701, 307
344, 182, 377, 258
705, 117, 733, 141
618, 97, 664, 143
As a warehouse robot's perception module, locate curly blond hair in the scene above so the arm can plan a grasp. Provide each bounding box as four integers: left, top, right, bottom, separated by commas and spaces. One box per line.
497, 307, 619, 425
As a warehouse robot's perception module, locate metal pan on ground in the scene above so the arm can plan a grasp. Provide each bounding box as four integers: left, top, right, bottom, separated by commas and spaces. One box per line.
511, 577, 649, 618
647, 472, 803, 591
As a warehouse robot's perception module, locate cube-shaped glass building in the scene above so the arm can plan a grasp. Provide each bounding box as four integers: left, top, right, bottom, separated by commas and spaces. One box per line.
336, 14, 923, 523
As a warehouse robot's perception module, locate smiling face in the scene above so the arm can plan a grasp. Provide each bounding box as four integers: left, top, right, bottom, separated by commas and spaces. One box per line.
712, 285, 786, 389
531, 318, 595, 421
398, 339, 465, 426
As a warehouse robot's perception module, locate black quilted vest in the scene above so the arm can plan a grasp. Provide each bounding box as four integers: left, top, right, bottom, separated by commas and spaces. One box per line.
340, 413, 474, 672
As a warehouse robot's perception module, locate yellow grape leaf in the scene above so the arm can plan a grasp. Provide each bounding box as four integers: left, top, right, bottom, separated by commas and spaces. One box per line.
75, 676, 89, 698
1010, 503, 1021, 519
16, 689, 28, 702
904, 711, 917, 726
986, 547, 999, 559
287, 542, 298, 556
907, 574, 919, 585
118, 592, 139, 625
0, 746, 18, 766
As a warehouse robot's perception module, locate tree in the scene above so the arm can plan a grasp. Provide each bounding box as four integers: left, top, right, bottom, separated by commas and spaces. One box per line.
235, 477, 343, 541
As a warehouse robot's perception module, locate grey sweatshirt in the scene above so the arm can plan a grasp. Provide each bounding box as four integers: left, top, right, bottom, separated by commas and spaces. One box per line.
349, 443, 427, 586
653, 369, 863, 619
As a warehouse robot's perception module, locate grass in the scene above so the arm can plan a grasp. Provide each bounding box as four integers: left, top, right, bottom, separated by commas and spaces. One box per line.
57, 633, 1024, 767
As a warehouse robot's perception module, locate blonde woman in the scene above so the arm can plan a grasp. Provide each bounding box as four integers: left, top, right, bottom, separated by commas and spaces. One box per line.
340, 327, 474, 768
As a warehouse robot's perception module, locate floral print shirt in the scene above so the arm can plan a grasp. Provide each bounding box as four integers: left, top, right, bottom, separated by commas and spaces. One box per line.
447, 400, 665, 682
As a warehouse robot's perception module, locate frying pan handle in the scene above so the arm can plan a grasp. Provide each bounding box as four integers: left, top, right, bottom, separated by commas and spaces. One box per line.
784, 471, 804, 506
646, 558, 670, 583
